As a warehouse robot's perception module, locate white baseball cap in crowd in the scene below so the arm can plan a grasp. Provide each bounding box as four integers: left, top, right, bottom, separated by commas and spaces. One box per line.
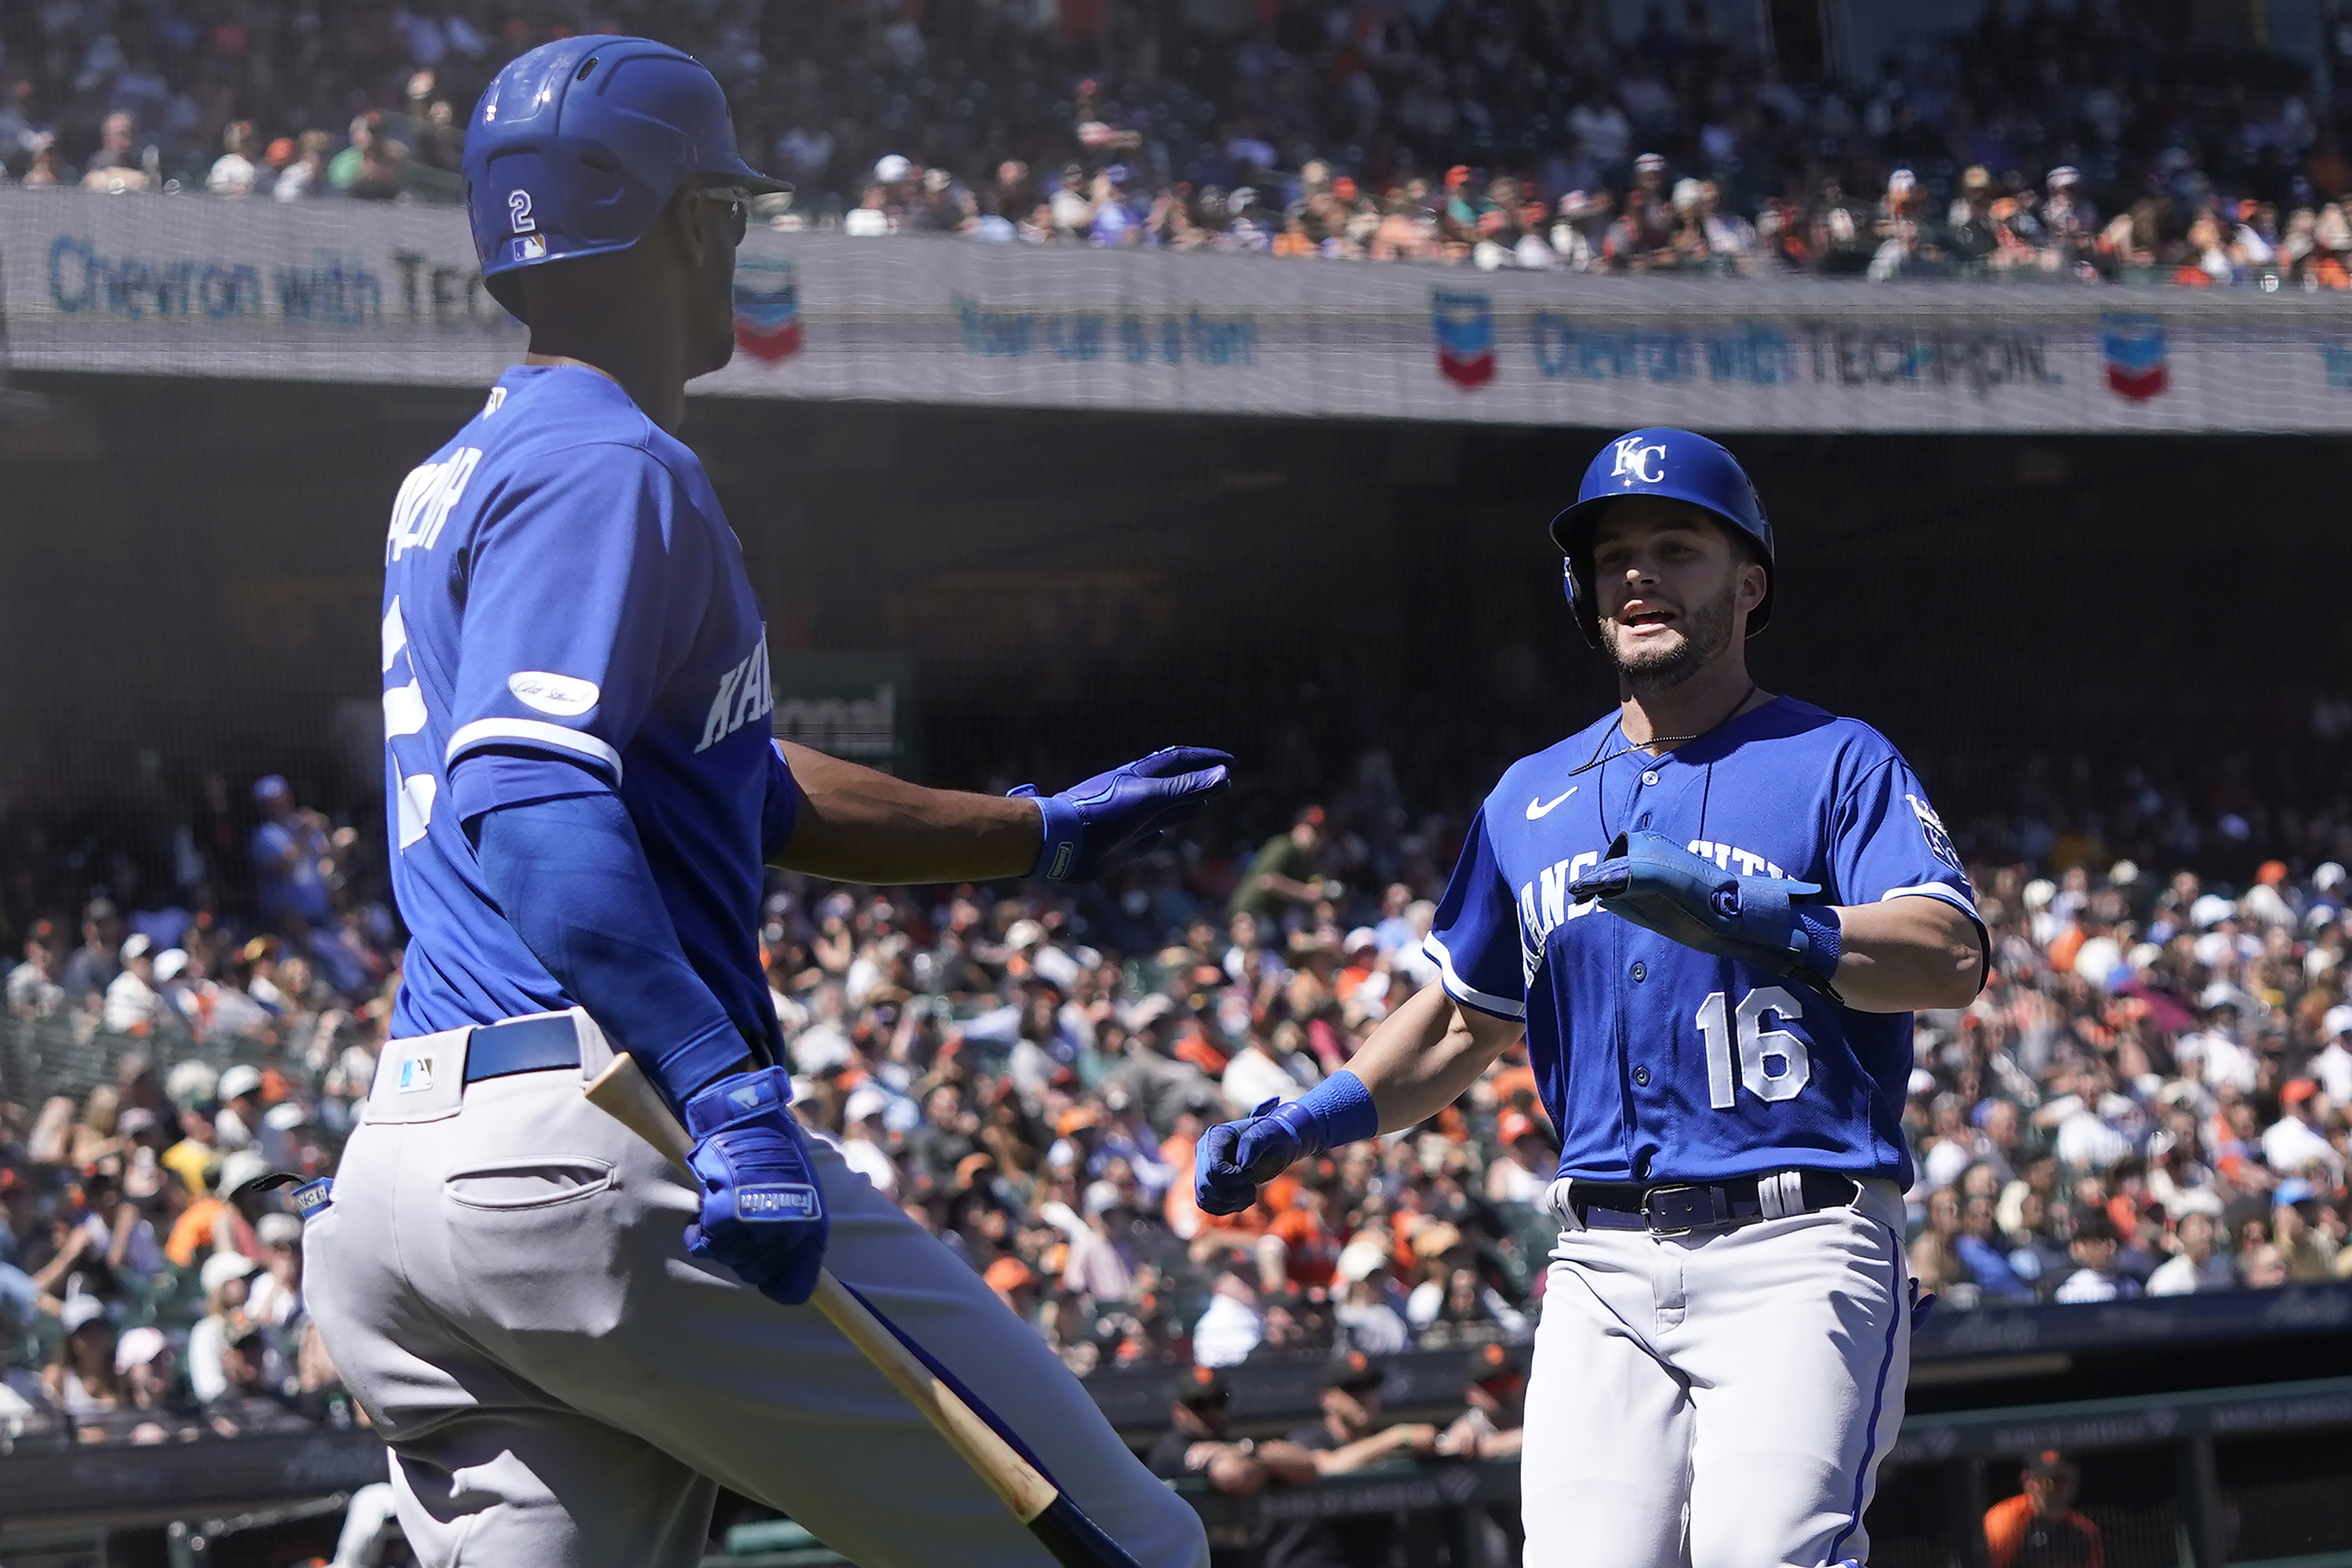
2190, 893, 2237, 929
2165, 1187, 2224, 1219
2326, 1004, 2352, 1040
2071, 936, 2125, 988
842, 1082, 891, 1126
256, 1212, 303, 1248
263, 1101, 308, 1132
114, 1325, 169, 1374
200, 1250, 260, 1296
154, 949, 190, 982
2198, 982, 2255, 1014
216, 1148, 270, 1196
166, 1059, 220, 1109
2315, 862, 2347, 893
60, 1294, 110, 1334
1887, 168, 1918, 195
874, 153, 913, 183
217, 1063, 264, 1102
119, 933, 153, 964
2046, 165, 2081, 190
1343, 927, 1381, 956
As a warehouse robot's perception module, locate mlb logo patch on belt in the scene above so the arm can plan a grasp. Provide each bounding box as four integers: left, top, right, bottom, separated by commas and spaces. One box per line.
292, 1178, 334, 1218
397, 1054, 435, 1093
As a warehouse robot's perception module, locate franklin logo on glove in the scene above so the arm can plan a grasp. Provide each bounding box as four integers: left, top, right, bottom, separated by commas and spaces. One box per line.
681, 1065, 831, 1305
739, 1185, 822, 1221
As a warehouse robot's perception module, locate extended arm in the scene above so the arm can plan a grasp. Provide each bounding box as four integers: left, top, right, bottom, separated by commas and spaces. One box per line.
770, 742, 1039, 883
1345, 980, 1525, 1133
769, 741, 1232, 887
1194, 982, 1521, 1213
1309, 1424, 1439, 1473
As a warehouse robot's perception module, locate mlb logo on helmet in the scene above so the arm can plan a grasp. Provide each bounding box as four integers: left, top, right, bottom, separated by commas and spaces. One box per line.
734, 256, 802, 364
512, 235, 547, 263
2100, 311, 2166, 401
1431, 289, 1496, 389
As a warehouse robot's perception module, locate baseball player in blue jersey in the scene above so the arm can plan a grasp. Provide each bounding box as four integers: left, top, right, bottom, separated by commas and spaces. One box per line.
301, 38, 1221, 1568
1196, 430, 1987, 1568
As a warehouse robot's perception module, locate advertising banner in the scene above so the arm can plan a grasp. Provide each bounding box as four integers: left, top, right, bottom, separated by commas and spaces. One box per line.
8, 188, 2352, 434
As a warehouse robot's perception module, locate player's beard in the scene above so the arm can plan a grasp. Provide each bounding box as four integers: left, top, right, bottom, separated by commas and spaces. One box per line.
1603, 572, 1738, 692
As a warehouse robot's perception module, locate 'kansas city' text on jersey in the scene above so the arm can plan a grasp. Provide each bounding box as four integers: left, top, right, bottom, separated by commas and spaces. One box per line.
379, 365, 789, 1062
1426, 698, 1976, 1189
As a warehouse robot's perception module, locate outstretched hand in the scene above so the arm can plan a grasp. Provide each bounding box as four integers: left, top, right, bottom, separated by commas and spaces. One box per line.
1013, 746, 1233, 883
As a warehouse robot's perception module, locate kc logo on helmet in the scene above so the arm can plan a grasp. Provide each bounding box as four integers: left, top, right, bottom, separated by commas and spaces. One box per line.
1610, 436, 1667, 485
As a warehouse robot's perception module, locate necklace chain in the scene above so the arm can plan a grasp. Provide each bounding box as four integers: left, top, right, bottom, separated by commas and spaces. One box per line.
1568, 682, 1760, 779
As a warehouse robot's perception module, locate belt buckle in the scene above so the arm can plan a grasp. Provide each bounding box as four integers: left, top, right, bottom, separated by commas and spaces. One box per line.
1639, 1184, 1713, 1236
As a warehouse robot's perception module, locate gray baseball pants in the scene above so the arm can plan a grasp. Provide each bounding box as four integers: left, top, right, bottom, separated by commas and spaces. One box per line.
303, 1013, 1207, 1568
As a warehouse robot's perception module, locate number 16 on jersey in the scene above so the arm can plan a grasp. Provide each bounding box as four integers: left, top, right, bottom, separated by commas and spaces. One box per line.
1695, 987, 1811, 1109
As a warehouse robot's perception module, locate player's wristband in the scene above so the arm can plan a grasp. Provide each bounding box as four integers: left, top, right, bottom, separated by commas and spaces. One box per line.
1022, 792, 1084, 883
1790, 907, 1843, 988
1268, 1069, 1379, 1155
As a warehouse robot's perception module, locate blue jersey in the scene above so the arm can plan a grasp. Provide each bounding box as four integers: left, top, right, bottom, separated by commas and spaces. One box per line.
1425, 697, 1975, 1189
379, 365, 793, 1060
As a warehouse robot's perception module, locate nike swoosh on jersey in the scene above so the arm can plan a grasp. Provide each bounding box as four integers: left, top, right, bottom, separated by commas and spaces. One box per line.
1526, 787, 1578, 819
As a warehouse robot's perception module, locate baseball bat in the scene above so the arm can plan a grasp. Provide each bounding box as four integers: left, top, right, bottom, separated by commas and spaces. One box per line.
583, 1051, 1143, 1568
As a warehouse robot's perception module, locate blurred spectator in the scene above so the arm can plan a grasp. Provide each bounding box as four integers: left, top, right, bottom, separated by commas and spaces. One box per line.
1145, 1365, 1275, 1505
205, 122, 263, 196
100, 935, 165, 1036
1258, 1352, 1437, 1568
58, 898, 124, 1001
78, 111, 150, 193
1436, 1341, 1526, 1462
42, 1296, 126, 1434
250, 775, 336, 935
9, 920, 66, 1018
1984, 1450, 2104, 1568
2147, 1208, 2234, 1296
1192, 1271, 1264, 1367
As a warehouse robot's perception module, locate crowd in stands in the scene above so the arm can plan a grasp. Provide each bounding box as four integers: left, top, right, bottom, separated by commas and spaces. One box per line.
4, 736, 2351, 1454
7, 2, 2352, 283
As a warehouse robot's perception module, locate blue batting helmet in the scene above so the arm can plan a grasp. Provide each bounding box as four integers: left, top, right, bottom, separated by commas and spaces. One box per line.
463, 35, 788, 322
1548, 428, 1775, 647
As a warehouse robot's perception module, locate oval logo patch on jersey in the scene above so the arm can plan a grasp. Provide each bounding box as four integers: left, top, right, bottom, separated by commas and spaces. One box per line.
508, 671, 601, 717
1906, 793, 1963, 872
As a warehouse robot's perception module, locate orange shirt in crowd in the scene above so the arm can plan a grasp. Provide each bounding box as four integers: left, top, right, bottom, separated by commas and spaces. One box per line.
165, 1196, 226, 1269
1269, 1204, 1340, 1287
1984, 1494, 2103, 1568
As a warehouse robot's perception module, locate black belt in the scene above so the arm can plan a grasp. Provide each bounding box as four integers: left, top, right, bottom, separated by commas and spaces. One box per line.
461, 1014, 583, 1083
1573, 1171, 1860, 1236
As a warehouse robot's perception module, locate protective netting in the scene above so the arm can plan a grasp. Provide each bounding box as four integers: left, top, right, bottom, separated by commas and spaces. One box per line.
15, 187, 2352, 432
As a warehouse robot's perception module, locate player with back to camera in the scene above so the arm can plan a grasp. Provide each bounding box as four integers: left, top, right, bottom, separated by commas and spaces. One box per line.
1196, 429, 1987, 1568
299, 36, 1224, 1568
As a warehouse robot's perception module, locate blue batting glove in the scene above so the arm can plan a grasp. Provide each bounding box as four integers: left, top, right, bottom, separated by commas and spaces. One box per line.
1011, 746, 1233, 883
681, 1067, 829, 1306
1194, 1072, 1378, 1215
1567, 830, 1843, 998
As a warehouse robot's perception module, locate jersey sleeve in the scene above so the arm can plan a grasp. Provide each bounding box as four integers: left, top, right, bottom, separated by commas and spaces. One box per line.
760, 740, 801, 862
1422, 806, 1526, 1021
446, 445, 710, 801
1828, 751, 1979, 920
